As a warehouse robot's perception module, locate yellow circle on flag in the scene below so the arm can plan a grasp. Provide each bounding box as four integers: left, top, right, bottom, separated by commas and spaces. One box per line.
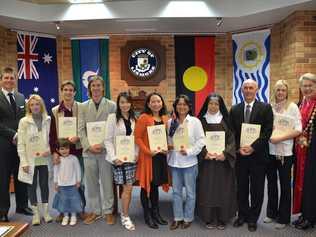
183, 66, 208, 92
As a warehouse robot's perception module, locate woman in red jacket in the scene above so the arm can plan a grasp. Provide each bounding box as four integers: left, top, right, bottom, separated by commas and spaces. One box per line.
134, 92, 169, 229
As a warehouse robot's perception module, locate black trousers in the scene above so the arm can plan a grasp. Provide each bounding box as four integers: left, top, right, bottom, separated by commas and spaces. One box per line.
27, 165, 49, 206
236, 157, 266, 223
0, 148, 28, 214
265, 155, 293, 224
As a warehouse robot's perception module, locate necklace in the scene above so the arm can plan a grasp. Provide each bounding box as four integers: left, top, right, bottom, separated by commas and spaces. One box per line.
297, 105, 316, 148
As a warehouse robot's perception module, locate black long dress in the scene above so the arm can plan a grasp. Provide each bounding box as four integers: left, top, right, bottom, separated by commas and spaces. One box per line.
301, 112, 316, 223
196, 118, 237, 223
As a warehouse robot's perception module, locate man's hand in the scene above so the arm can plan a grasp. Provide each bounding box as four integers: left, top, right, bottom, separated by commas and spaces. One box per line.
239, 146, 254, 156
68, 136, 79, 144
215, 153, 225, 161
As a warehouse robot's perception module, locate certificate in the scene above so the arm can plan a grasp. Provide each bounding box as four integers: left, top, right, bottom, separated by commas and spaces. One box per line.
87, 121, 106, 146
240, 123, 261, 146
205, 131, 225, 154
116, 136, 135, 162
18, 163, 34, 184
272, 113, 295, 137
27, 133, 45, 158
58, 117, 77, 138
0, 226, 14, 237
172, 124, 189, 151
147, 124, 168, 152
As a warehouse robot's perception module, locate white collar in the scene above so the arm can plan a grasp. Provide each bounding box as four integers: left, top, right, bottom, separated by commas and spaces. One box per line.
204, 111, 223, 124
2, 88, 15, 96
244, 100, 255, 108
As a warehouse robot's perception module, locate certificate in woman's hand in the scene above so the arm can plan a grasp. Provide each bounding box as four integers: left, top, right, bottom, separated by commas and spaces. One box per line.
116, 135, 135, 162
205, 131, 225, 154
147, 124, 168, 152
172, 125, 189, 151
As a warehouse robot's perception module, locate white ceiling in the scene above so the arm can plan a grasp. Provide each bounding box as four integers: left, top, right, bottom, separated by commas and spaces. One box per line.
0, 0, 315, 36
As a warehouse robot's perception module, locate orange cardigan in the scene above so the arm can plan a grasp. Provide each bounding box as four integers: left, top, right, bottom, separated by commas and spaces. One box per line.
135, 113, 170, 195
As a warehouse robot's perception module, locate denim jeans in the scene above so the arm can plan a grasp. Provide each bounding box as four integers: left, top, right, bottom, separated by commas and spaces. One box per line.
171, 165, 198, 222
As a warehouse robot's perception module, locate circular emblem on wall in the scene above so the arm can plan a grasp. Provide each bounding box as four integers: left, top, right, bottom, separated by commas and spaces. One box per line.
237, 40, 264, 72
128, 48, 158, 79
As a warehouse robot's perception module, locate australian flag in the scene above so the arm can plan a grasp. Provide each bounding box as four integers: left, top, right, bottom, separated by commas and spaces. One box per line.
17, 32, 59, 113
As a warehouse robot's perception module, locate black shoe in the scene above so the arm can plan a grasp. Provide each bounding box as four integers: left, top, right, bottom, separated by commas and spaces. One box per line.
248, 223, 257, 232
233, 217, 245, 227
169, 220, 183, 230
295, 220, 314, 230
16, 207, 33, 216
144, 211, 158, 229
151, 208, 168, 225
0, 214, 9, 222
292, 215, 304, 226
181, 221, 191, 229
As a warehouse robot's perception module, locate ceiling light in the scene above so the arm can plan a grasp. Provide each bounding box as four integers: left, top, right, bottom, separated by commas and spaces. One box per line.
68, 0, 104, 3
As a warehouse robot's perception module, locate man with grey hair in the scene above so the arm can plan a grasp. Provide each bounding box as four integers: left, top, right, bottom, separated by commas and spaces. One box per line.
0, 67, 32, 222
229, 79, 273, 232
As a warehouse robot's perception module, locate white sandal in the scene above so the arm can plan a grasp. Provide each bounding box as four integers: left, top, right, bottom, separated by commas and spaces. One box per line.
121, 215, 135, 231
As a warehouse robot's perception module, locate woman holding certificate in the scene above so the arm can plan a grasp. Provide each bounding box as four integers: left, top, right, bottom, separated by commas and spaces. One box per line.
104, 92, 138, 231
134, 92, 169, 229
196, 93, 236, 230
168, 95, 205, 230
264, 80, 302, 229
293, 73, 316, 230
17, 94, 53, 225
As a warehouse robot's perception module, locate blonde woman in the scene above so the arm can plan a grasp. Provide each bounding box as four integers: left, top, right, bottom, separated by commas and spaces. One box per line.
264, 80, 302, 229
17, 94, 53, 225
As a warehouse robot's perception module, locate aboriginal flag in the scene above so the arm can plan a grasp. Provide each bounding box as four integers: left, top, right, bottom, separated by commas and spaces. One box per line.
175, 36, 215, 115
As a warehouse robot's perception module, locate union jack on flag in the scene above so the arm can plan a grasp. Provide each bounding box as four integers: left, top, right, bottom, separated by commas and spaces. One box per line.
17, 34, 39, 80
17, 32, 59, 113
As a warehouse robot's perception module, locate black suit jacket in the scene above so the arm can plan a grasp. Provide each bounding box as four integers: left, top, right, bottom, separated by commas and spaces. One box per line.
229, 100, 273, 163
0, 90, 25, 153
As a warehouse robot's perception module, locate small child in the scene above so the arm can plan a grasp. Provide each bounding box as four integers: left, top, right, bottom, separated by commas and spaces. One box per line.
52, 138, 82, 226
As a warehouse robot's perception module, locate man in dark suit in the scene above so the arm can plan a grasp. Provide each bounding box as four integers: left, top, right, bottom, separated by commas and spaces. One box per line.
229, 79, 273, 232
0, 67, 32, 222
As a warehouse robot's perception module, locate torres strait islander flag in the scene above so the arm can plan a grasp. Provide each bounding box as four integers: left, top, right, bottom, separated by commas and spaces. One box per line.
175, 36, 215, 115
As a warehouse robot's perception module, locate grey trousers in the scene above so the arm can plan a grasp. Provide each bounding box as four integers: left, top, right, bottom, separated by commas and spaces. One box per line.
84, 153, 114, 215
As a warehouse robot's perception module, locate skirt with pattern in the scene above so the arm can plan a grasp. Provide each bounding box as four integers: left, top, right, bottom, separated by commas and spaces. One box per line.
112, 163, 137, 185
53, 185, 82, 213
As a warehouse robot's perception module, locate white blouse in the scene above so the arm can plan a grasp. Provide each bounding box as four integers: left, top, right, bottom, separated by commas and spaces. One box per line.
269, 102, 302, 156
167, 114, 205, 168
53, 154, 81, 186
104, 113, 138, 164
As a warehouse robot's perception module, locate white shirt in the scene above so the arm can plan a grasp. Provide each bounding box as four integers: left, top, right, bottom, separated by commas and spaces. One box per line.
53, 154, 81, 186
269, 102, 302, 156
167, 115, 205, 168
2, 88, 15, 104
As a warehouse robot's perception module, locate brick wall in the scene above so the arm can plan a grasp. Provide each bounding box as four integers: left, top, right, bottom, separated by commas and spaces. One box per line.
0, 26, 17, 72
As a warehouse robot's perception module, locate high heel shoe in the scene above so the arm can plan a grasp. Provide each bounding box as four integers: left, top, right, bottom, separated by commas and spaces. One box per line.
295, 219, 314, 230
151, 208, 168, 225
